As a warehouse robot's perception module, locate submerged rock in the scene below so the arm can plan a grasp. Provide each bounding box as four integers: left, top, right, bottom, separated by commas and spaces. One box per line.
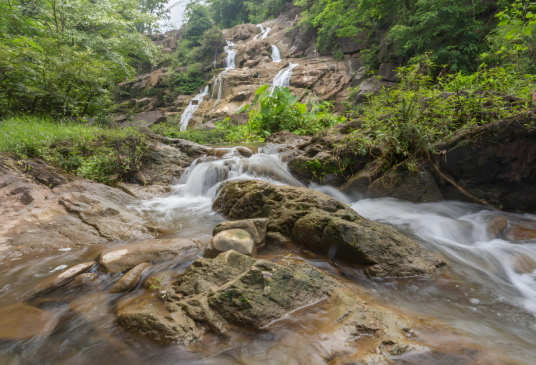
116, 250, 427, 362
98, 236, 210, 273
31, 261, 96, 296
487, 216, 508, 238
0, 304, 59, 340
504, 224, 536, 242
110, 262, 152, 294
205, 229, 256, 257
213, 180, 444, 277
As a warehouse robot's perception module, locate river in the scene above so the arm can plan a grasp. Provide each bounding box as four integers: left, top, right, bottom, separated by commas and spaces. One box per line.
0, 144, 535, 364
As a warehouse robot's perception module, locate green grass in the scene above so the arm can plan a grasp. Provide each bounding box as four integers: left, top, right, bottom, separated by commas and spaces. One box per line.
150, 122, 229, 144
0, 116, 146, 183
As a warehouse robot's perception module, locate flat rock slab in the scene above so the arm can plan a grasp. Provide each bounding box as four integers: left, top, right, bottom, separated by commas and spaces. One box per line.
213, 180, 444, 277
0, 304, 59, 340
98, 236, 210, 273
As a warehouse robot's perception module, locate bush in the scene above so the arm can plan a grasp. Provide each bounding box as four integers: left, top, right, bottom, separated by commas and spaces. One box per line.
0, 116, 147, 183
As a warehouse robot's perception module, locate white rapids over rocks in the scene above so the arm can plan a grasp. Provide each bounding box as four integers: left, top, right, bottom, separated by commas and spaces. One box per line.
271, 45, 281, 62
272, 63, 299, 88
179, 86, 210, 131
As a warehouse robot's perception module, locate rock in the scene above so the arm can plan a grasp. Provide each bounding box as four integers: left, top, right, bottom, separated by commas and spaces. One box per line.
122, 111, 167, 128
213, 180, 444, 277
0, 304, 59, 340
234, 146, 253, 157
117, 250, 428, 363
339, 159, 385, 198
98, 236, 210, 273
199, 122, 216, 130
230, 113, 249, 125
69, 293, 113, 323
352, 66, 367, 87
266, 231, 291, 243
32, 261, 96, 296
265, 131, 311, 144
504, 225, 536, 242
363, 167, 444, 203
487, 216, 508, 238
354, 78, 398, 103
379, 63, 399, 81
115, 182, 171, 200
65, 273, 106, 290
432, 116, 536, 212
205, 229, 256, 257
110, 262, 153, 294
212, 218, 268, 247
116, 291, 204, 344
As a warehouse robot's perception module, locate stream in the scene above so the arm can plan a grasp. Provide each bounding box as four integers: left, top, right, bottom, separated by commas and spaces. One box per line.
1, 145, 535, 364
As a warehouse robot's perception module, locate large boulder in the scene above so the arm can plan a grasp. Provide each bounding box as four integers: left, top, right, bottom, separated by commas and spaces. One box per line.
121, 111, 167, 128
363, 167, 444, 203
116, 250, 428, 362
212, 180, 444, 277
98, 236, 210, 273
432, 116, 536, 212
354, 78, 398, 103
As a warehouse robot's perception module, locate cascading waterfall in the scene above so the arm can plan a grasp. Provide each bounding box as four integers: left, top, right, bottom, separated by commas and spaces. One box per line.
223, 40, 236, 70
212, 49, 217, 68
179, 86, 209, 131
271, 45, 281, 62
272, 63, 299, 88
253, 24, 271, 40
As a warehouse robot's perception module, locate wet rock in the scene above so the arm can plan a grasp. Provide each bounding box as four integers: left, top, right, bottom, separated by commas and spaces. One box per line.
205, 229, 256, 257
65, 273, 107, 290
363, 167, 444, 203
110, 262, 152, 294
117, 250, 428, 361
339, 159, 385, 198
235, 146, 253, 158
213, 180, 444, 277
98, 236, 210, 273
212, 218, 268, 247
115, 182, 171, 200
69, 293, 112, 323
504, 225, 536, 242
0, 304, 59, 340
116, 291, 204, 344
487, 216, 508, 238
32, 261, 96, 296
266, 231, 291, 243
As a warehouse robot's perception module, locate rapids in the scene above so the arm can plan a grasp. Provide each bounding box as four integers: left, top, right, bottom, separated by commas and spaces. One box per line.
1, 145, 536, 364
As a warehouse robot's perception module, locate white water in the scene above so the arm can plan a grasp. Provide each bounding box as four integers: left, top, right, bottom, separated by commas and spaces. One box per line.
223, 40, 236, 70
253, 24, 271, 40
179, 86, 209, 131
272, 63, 299, 88
271, 45, 281, 62
131, 146, 536, 363
352, 198, 536, 314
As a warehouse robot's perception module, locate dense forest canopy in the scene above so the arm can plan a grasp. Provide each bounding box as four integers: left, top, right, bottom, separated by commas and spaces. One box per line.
1, 0, 535, 119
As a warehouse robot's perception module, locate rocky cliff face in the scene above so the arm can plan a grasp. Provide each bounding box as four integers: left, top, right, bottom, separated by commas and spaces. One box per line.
114, 6, 399, 129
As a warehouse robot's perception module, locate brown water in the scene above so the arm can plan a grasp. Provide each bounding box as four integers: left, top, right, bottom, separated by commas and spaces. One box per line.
1, 145, 535, 364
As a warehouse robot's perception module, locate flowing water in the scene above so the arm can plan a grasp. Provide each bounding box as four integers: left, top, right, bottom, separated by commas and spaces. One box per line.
272, 63, 299, 88
253, 24, 271, 40
271, 45, 281, 62
179, 86, 210, 131
1, 146, 536, 364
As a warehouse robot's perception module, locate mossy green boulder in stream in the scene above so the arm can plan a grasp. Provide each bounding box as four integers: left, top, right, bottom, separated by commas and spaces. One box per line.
116, 250, 427, 362
213, 180, 444, 277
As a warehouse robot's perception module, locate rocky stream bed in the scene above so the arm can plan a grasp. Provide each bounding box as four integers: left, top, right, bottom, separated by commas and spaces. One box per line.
0, 131, 536, 365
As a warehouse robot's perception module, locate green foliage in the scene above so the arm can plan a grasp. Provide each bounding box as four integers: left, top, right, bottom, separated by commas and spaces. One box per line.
333, 49, 345, 61
200, 27, 226, 53
340, 53, 536, 166
0, 0, 160, 118
149, 275, 166, 290
207, 0, 292, 28
0, 116, 148, 183
150, 122, 228, 143
489, 0, 536, 74
185, 5, 213, 46
239, 85, 347, 137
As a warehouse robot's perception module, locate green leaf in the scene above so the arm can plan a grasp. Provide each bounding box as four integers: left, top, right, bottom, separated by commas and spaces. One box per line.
237, 104, 251, 114
261, 104, 271, 117
297, 103, 307, 114
255, 84, 269, 95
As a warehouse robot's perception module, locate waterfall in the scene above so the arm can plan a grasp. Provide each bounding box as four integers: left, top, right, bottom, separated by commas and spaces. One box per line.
253, 24, 271, 40
272, 63, 299, 88
212, 49, 217, 68
223, 40, 236, 70
271, 45, 281, 62
179, 86, 209, 131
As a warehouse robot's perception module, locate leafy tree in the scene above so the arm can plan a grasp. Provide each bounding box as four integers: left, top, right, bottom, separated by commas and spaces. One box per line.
0, 0, 160, 118
184, 4, 213, 46
200, 26, 226, 53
